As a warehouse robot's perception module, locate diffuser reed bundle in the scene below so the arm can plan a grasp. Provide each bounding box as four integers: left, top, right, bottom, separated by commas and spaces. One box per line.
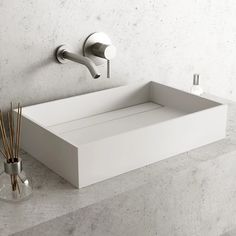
0, 103, 22, 192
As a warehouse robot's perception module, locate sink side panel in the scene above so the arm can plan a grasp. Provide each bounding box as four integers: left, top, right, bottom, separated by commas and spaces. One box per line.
150, 81, 221, 113
20, 115, 79, 188
78, 104, 227, 188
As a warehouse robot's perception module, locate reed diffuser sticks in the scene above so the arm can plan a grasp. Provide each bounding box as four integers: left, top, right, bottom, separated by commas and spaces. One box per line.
0, 103, 23, 192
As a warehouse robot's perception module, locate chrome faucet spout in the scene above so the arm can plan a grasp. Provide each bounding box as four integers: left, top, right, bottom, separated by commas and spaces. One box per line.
56, 45, 101, 79
63, 51, 101, 79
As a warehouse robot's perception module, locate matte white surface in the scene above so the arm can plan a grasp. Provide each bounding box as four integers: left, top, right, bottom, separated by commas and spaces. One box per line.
48, 102, 163, 134
22, 82, 151, 127
19, 82, 227, 188
53, 103, 186, 145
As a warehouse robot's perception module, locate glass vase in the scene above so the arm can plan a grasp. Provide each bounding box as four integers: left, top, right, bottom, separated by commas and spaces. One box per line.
0, 158, 32, 202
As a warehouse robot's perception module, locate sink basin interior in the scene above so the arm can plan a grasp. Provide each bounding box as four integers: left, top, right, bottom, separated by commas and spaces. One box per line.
22, 81, 220, 146
49, 102, 186, 145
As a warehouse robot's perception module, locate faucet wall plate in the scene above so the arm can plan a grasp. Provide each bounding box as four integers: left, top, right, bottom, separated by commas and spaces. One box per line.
56, 45, 70, 64
83, 32, 115, 65
56, 45, 76, 64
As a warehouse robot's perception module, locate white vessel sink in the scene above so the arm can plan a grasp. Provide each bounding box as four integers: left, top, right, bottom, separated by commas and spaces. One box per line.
18, 81, 227, 188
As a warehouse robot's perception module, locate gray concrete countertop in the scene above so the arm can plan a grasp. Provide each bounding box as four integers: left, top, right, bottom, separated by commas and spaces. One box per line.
1, 102, 236, 236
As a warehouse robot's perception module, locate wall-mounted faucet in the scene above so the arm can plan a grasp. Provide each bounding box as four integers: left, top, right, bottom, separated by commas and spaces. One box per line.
56, 45, 101, 79
56, 32, 116, 79
83, 32, 116, 78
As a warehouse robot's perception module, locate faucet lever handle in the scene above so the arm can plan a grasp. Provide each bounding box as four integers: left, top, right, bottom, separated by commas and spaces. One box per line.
92, 43, 116, 60
92, 43, 115, 78
83, 32, 116, 78
107, 60, 110, 78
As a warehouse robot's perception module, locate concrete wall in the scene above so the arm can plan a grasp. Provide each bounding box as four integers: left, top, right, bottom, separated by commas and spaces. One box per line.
0, 0, 236, 111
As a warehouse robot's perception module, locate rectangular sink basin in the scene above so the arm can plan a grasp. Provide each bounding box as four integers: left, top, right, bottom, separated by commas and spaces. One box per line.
19, 81, 227, 188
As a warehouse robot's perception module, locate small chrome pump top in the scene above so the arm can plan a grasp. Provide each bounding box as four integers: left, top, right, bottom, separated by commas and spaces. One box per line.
191, 74, 203, 96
